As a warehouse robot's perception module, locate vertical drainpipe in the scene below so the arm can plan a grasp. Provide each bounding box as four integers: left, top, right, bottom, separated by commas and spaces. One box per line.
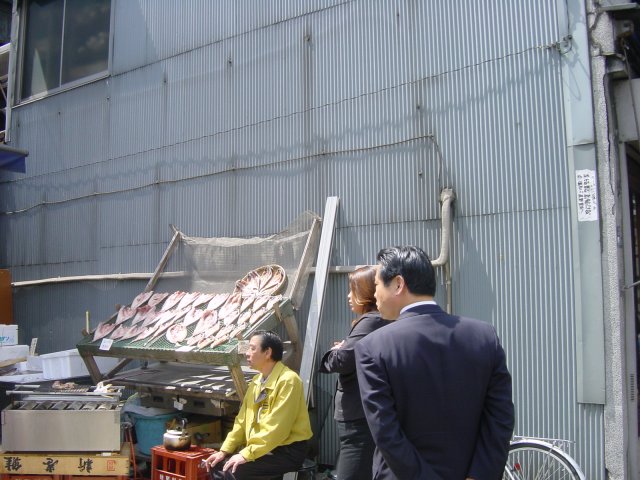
431, 188, 455, 314
6, 0, 20, 143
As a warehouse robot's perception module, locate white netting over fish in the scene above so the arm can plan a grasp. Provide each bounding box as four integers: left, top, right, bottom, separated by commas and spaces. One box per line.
154, 210, 320, 309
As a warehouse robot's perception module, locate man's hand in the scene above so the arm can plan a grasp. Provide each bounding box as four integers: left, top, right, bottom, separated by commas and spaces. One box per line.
204, 451, 227, 471
222, 453, 247, 473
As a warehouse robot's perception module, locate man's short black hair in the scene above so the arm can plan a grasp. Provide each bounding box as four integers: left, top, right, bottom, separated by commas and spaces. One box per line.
252, 330, 284, 361
377, 245, 436, 296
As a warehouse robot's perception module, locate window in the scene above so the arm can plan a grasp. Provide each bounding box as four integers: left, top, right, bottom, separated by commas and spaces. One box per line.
21, 0, 111, 100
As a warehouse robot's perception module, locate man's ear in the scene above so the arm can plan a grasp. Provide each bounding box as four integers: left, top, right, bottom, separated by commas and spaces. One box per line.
395, 275, 407, 295
265, 347, 273, 360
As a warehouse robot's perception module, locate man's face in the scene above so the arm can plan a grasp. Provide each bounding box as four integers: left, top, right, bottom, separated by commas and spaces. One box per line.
246, 335, 270, 371
374, 266, 402, 320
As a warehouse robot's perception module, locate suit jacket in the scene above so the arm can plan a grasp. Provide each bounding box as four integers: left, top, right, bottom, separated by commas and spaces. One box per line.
319, 311, 390, 421
355, 304, 514, 480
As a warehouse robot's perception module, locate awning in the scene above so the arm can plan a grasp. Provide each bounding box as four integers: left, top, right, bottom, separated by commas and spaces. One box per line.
0, 144, 29, 173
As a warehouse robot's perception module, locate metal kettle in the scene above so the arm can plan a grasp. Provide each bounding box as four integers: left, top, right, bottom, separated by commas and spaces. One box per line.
163, 418, 192, 451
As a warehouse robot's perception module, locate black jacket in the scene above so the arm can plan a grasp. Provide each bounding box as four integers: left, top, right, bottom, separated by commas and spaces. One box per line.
319, 311, 390, 421
355, 304, 514, 480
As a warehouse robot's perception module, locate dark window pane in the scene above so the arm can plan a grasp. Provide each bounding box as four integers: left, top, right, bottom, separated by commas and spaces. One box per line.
61, 0, 111, 84
22, 0, 63, 98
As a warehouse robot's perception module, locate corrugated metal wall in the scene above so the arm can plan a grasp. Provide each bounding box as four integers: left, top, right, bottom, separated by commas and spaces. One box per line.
0, 0, 605, 475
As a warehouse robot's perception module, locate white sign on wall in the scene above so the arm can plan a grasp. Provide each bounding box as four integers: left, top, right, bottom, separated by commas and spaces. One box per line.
576, 169, 598, 222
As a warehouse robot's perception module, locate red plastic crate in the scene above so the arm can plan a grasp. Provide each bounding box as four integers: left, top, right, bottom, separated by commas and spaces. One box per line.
151, 446, 215, 480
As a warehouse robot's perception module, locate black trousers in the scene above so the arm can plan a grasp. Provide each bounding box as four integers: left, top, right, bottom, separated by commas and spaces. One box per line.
209, 440, 308, 480
336, 418, 375, 480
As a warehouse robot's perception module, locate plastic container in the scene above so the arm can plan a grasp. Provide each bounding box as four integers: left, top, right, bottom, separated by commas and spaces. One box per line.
40, 348, 120, 379
130, 412, 180, 456
0, 344, 28, 362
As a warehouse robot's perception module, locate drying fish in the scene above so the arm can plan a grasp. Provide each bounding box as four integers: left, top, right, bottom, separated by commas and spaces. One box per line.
235, 265, 286, 296
266, 295, 283, 311
177, 292, 201, 311
217, 324, 235, 338
166, 324, 188, 344
207, 293, 229, 311
171, 307, 190, 323
161, 291, 186, 311
230, 324, 246, 339
235, 270, 262, 295
210, 333, 230, 349
205, 321, 221, 338
261, 266, 286, 295
252, 294, 270, 312
239, 294, 255, 314
131, 325, 159, 342
131, 291, 154, 309
148, 292, 169, 307
140, 309, 162, 328
119, 324, 147, 341
109, 324, 129, 341
132, 305, 155, 325
187, 332, 205, 346
143, 309, 170, 328
197, 335, 215, 350
192, 292, 214, 308
191, 314, 206, 337
115, 306, 137, 325
237, 310, 252, 325
219, 293, 241, 318
222, 307, 240, 326
193, 310, 218, 336
183, 306, 204, 327
143, 320, 176, 347
249, 307, 269, 325
92, 321, 117, 342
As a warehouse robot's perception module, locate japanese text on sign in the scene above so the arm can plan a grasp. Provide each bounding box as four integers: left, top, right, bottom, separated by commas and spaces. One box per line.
43, 458, 59, 472
576, 169, 598, 222
4, 457, 22, 472
78, 458, 94, 473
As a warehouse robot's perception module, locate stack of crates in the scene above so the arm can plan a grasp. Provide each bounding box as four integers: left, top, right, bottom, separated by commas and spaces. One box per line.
150, 446, 215, 480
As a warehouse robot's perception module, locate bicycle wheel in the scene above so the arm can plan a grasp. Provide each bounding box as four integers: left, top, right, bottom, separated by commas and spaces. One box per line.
502, 439, 585, 480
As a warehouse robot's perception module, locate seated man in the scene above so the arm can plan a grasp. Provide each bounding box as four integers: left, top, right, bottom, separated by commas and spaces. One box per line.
205, 330, 312, 480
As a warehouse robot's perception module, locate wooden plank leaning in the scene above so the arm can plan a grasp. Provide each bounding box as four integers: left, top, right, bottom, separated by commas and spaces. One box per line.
299, 196, 339, 403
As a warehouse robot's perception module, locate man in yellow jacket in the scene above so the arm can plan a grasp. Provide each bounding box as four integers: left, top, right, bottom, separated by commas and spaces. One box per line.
205, 330, 312, 479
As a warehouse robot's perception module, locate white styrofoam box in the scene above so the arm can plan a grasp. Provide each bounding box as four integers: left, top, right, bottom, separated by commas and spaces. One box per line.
0, 324, 18, 346
41, 348, 120, 380
0, 344, 28, 362
27, 354, 43, 371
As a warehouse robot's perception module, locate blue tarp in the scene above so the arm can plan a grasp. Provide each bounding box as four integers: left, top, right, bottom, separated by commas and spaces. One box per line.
0, 145, 28, 173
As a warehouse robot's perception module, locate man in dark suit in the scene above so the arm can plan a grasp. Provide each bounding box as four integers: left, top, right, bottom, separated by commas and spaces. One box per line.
355, 246, 514, 479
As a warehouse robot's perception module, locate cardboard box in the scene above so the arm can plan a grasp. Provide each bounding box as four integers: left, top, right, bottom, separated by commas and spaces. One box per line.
0, 325, 18, 346
185, 418, 222, 445
0, 443, 130, 475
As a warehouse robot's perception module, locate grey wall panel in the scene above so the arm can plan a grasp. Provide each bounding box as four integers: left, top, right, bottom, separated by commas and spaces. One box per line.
0, 1, 607, 476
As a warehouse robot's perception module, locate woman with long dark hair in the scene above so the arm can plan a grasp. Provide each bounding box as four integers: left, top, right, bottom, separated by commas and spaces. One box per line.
319, 266, 390, 480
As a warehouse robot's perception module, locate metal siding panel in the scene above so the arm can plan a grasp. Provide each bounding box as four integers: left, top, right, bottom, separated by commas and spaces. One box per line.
0, 1, 606, 476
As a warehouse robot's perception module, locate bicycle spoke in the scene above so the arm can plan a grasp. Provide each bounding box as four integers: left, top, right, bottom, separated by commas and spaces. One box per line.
504, 440, 583, 480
